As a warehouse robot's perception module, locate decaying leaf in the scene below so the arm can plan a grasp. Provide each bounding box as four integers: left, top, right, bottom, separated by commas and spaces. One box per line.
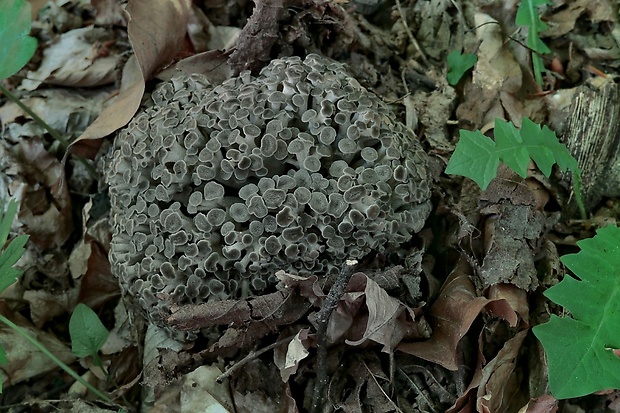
0, 304, 76, 388
399, 258, 503, 370
73, 0, 191, 144
274, 328, 311, 382
343, 273, 421, 353
21, 26, 119, 91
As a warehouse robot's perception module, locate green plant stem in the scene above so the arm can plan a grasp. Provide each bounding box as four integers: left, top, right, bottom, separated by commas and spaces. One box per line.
573, 171, 587, 220
0, 314, 113, 403
0, 84, 98, 180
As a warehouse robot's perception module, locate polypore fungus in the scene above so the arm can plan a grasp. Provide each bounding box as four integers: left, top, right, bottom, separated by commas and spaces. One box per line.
106, 54, 432, 331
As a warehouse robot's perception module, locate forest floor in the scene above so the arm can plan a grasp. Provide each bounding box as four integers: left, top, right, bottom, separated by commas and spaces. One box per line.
0, 0, 619, 412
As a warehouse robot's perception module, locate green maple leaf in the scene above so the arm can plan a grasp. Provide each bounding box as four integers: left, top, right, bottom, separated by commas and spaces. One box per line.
0, 0, 38, 79
446, 50, 478, 85
533, 225, 620, 399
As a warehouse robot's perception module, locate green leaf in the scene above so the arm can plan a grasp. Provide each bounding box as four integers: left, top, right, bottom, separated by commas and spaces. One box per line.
0, 198, 19, 248
69, 303, 110, 359
0, 234, 29, 293
446, 51, 477, 86
0, 198, 28, 294
446, 117, 583, 202
494, 118, 529, 178
445, 129, 499, 190
533, 225, 620, 399
0, 0, 38, 79
515, 0, 552, 86
520, 117, 577, 175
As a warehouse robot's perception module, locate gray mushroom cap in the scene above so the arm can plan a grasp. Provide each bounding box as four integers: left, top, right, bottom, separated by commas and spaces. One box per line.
105, 54, 432, 332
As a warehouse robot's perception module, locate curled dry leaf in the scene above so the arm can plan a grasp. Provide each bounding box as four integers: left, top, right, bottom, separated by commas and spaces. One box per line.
519, 394, 559, 413
343, 273, 422, 353
73, 0, 191, 145
179, 366, 235, 413
274, 328, 311, 382
398, 257, 515, 371
485, 283, 529, 327
476, 330, 529, 412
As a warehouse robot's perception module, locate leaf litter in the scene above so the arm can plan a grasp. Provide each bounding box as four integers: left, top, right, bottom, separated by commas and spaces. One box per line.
0, 0, 619, 411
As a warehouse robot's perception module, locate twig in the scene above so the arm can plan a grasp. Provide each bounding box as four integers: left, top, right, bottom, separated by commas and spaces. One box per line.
310, 259, 358, 413
364, 362, 405, 413
216, 334, 297, 383
395, 0, 429, 67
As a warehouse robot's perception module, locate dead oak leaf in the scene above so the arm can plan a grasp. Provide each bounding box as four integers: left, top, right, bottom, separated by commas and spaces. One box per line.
72, 0, 191, 145
398, 257, 515, 371
342, 273, 420, 353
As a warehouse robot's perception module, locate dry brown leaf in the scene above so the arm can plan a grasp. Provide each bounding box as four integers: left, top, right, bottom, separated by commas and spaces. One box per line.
166, 289, 310, 336
73, 0, 191, 144
75, 240, 120, 309
179, 366, 235, 412
344, 273, 420, 353
14, 139, 73, 248
477, 330, 529, 413
22, 289, 76, 328
21, 26, 119, 91
519, 394, 558, 413
0, 89, 108, 142
485, 284, 529, 327
544, 0, 615, 37
92, 0, 127, 26
398, 258, 490, 371
456, 13, 523, 128
0, 304, 76, 388
157, 50, 233, 86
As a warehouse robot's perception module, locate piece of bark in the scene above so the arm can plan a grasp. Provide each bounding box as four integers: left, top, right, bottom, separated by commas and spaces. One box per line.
228, 0, 285, 74
562, 79, 620, 210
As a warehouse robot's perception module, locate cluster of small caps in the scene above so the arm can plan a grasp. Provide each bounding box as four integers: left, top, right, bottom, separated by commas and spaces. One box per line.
106, 54, 432, 334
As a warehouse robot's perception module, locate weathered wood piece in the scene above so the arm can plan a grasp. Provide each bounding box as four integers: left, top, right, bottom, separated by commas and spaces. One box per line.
562, 80, 620, 210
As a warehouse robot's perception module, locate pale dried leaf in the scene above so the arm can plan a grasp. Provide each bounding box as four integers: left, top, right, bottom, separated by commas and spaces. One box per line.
0, 308, 76, 387
180, 366, 234, 413
21, 26, 118, 91
477, 330, 529, 413
274, 328, 311, 382
23, 289, 76, 328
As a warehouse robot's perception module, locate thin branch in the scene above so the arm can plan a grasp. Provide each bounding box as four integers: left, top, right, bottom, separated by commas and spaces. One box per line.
310, 259, 358, 413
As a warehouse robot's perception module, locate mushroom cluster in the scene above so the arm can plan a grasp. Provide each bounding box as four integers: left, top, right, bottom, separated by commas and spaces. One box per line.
106, 54, 432, 328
